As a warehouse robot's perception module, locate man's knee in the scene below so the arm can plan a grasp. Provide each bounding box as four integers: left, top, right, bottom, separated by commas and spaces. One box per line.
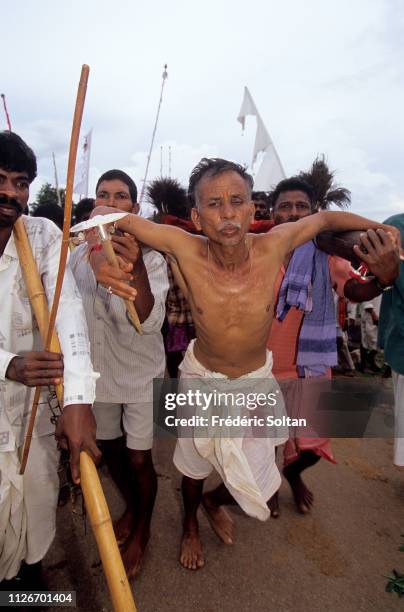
128, 449, 153, 472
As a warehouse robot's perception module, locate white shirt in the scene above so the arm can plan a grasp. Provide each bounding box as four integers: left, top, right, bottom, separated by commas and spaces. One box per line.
70, 243, 168, 403
0, 216, 98, 451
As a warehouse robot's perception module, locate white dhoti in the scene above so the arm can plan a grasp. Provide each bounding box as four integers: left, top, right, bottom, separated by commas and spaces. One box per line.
392, 371, 404, 467
173, 340, 288, 521
0, 435, 59, 581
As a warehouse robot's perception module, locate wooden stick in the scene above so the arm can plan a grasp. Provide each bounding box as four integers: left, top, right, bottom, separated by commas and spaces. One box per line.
101, 237, 142, 334
14, 218, 137, 612
20, 65, 89, 473
80, 452, 137, 612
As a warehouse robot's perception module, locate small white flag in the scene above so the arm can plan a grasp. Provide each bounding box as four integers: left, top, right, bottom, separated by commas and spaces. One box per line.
74, 129, 92, 197
237, 87, 285, 189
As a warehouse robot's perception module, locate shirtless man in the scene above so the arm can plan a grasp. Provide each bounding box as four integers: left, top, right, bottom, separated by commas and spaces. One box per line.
89, 158, 400, 570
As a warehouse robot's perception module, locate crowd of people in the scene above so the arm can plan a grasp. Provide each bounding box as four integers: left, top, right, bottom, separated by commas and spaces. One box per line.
0, 129, 403, 591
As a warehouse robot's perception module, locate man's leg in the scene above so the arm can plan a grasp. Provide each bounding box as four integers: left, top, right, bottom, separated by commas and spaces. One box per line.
180, 476, 205, 570
283, 450, 320, 513
173, 438, 213, 569
267, 446, 280, 518
92, 403, 135, 544
97, 436, 135, 544
201, 483, 235, 544
118, 402, 157, 578
120, 449, 157, 578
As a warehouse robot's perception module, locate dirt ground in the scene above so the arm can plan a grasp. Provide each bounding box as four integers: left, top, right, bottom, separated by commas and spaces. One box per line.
44, 378, 404, 612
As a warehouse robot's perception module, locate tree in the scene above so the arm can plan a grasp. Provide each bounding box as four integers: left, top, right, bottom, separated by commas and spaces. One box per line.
298, 155, 351, 210
30, 182, 66, 213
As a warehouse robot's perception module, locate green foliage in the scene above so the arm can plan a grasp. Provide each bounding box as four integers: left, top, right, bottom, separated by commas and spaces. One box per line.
30, 182, 66, 213
385, 535, 404, 598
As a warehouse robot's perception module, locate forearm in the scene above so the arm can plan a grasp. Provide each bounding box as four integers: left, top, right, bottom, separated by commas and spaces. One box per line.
117, 212, 178, 254
320, 210, 384, 233
131, 256, 155, 322
276, 210, 387, 256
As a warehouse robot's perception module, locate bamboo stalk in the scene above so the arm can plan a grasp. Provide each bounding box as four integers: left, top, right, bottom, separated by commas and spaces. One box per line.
101, 237, 142, 333
13, 217, 63, 404
80, 452, 137, 612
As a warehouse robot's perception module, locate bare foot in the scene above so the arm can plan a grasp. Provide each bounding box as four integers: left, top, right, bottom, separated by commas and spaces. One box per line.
121, 527, 149, 579
267, 491, 280, 518
180, 530, 205, 570
113, 508, 135, 547
202, 492, 234, 544
283, 467, 313, 514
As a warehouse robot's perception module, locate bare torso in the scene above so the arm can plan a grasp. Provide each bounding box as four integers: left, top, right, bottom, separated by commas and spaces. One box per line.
169, 233, 283, 378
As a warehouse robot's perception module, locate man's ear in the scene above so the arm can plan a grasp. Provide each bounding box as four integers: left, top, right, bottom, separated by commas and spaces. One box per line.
132, 202, 140, 215
191, 206, 202, 231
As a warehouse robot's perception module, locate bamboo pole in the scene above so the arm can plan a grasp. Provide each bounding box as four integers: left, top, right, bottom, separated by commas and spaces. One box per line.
13, 217, 63, 404
80, 452, 137, 612
14, 218, 137, 612
99, 230, 142, 333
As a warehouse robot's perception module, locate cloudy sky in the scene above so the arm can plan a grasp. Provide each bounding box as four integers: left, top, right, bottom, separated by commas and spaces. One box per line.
2, 0, 403, 219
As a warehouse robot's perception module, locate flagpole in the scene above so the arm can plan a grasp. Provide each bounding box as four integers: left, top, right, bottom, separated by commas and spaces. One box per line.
52, 152, 63, 207
160, 145, 163, 177
1, 94, 12, 131
168, 145, 172, 177
139, 64, 168, 203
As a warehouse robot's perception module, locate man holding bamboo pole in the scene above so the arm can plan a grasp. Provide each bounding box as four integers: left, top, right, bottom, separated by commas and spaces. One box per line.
0, 131, 100, 588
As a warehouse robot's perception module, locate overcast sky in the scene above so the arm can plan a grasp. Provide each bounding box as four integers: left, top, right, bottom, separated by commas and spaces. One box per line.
2, 0, 403, 220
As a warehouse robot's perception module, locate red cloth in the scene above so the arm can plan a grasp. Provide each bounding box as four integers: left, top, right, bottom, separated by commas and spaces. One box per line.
160, 214, 200, 234
249, 220, 275, 233
160, 215, 274, 235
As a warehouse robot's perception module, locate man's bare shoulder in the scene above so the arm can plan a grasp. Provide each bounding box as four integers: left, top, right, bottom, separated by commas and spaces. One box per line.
165, 231, 205, 264
250, 230, 284, 253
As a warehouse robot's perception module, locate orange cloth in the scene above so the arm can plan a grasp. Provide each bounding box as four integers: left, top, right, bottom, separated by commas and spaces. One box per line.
268, 255, 352, 464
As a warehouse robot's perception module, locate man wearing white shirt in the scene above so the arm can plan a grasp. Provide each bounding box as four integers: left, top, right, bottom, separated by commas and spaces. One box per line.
70, 170, 168, 578
0, 131, 100, 588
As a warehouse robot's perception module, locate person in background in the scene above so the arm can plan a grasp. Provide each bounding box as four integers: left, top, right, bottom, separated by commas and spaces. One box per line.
74, 197, 95, 224
70, 169, 168, 578
32, 201, 64, 230
378, 213, 404, 469
252, 190, 270, 221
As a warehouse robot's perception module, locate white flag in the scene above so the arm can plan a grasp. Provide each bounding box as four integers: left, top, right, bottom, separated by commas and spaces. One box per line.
254, 147, 285, 191
74, 129, 92, 197
237, 87, 285, 187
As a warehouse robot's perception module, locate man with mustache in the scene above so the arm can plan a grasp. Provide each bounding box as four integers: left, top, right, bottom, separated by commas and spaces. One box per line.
266, 177, 400, 516
88, 157, 401, 570
0, 131, 99, 588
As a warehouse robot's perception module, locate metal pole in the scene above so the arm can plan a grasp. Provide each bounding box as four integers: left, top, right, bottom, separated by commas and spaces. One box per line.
1, 93, 12, 130
139, 64, 168, 203
52, 152, 63, 207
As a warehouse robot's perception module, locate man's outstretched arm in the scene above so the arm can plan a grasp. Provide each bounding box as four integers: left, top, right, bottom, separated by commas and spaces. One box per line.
269, 210, 401, 259
94, 205, 193, 256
